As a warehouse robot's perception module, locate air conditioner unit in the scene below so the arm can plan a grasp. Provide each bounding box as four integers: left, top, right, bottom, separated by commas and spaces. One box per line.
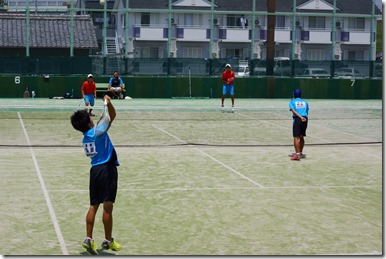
170, 51, 175, 57
336, 21, 341, 27
170, 18, 175, 24
212, 52, 217, 58
213, 18, 218, 25
295, 21, 300, 26
255, 19, 259, 25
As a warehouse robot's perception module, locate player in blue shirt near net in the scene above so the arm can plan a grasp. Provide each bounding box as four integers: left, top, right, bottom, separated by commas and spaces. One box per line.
71, 95, 122, 255
289, 89, 309, 161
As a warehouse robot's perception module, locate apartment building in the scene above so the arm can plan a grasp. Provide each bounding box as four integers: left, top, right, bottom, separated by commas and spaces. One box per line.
98, 0, 381, 62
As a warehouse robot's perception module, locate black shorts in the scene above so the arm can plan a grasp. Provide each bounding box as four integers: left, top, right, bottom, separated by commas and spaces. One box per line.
89, 163, 118, 205
292, 117, 308, 137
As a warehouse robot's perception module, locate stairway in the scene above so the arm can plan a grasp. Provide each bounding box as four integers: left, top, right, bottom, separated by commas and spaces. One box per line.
105, 37, 120, 74
106, 37, 118, 54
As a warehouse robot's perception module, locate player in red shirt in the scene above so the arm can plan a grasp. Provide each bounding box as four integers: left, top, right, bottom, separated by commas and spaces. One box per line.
81, 74, 97, 116
221, 64, 235, 112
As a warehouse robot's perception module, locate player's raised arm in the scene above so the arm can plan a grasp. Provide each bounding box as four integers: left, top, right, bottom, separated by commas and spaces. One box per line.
104, 95, 116, 123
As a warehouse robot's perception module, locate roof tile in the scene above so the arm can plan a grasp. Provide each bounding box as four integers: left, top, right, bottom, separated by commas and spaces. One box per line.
0, 14, 98, 49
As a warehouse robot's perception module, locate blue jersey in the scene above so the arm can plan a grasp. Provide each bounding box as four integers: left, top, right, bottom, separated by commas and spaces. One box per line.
109, 77, 123, 88
82, 119, 119, 167
289, 97, 309, 117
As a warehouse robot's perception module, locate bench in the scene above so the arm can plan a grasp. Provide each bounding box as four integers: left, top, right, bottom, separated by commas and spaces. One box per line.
95, 82, 126, 98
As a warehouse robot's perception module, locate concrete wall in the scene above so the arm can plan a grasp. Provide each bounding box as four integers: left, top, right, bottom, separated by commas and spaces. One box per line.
1, 75, 381, 99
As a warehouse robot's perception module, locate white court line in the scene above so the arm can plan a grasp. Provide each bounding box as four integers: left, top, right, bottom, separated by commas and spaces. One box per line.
264, 110, 381, 144
237, 112, 382, 160
48, 185, 381, 193
152, 124, 264, 188
18, 112, 68, 255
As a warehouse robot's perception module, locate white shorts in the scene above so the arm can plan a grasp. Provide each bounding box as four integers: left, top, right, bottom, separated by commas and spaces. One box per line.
110, 87, 122, 92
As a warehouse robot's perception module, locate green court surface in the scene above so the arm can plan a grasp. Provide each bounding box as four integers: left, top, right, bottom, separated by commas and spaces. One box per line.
0, 98, 382, 255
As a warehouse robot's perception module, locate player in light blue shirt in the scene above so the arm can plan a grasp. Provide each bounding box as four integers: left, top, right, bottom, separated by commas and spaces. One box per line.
71, 95, 122, 254
289, 89, 309, 160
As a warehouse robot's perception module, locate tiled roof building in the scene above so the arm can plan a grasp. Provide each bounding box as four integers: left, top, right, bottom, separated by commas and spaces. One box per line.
0, 14, 98, 55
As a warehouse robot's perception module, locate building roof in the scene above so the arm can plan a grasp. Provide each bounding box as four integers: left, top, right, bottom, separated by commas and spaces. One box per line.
122, 0, 381, 15
0, 14, 98, 48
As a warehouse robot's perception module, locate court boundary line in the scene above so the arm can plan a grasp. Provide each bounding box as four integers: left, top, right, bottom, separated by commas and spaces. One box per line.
236, 112, 382, 160
47, 185, 382, 193
18, 112, 68, 255
152, 124, 264, 188
264, 110, 381, 143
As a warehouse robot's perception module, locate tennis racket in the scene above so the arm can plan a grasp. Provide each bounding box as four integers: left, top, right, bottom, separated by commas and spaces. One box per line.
23, 83, 30, 98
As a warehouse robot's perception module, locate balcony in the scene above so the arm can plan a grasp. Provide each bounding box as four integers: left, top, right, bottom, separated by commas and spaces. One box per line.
133, 25, 167, 41
131, 24, 372, 46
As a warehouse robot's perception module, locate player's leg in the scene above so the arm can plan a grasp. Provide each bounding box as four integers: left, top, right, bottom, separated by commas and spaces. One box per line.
102, 201, 113, 241
116, 87, 123, 99
299, 119, 307, 157
101, 202, 121, 251
82, 204, 99, 255
230, 85, 235, 112
101, 202, 122, 251
100, 164, 121, 251
86, 204, 99, 239
221, 85, 226, 110
293, 136, 301, 153
299, 136, 305, 153
89, 95, 95, 116
84, 95, 90, 112
291, 118, 302, 160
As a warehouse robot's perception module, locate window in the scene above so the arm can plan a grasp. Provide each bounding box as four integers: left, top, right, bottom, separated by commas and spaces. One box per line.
307, 49, 325, 60
183, 48, 202, 58
141, 13, 150, 26
226, 15, 238, 27
348, 18, 365, 31
309, 17, 325, 30
141, 47, 159, 58
184, 14, 193, 27
347, 51, 364, 60
276, 16, 285, 28
226, 48, 242, 59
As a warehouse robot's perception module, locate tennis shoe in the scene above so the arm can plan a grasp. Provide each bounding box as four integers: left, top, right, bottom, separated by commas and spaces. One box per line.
299, 153, 306, 159
82, 238, 98, 255
231, 106, 235, 113
101, 238, 122, 251
221, 106, 225, 112
291, 153, 300, 161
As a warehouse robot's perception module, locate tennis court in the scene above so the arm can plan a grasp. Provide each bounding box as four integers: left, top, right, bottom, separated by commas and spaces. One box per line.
0, 97, 382, 255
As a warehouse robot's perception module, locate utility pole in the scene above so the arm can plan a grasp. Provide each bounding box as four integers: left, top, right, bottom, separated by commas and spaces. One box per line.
266, 0, 275, 75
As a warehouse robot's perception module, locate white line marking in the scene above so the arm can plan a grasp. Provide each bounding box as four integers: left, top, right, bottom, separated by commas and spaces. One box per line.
193, 148, 265, 188
237, 112, 382, 160
48, 185, 381, 193
152, 124, 264, 188
152, 124, 187, 144
18, 112, 68, 255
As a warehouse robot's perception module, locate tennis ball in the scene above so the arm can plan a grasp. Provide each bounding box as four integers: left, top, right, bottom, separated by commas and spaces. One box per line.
99, 0, 105, 5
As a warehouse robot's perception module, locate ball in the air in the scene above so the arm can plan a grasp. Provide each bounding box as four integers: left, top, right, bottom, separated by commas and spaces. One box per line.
99, 0, 105, 5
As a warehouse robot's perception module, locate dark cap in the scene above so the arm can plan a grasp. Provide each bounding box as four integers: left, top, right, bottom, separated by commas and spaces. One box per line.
293, 89, 302, 98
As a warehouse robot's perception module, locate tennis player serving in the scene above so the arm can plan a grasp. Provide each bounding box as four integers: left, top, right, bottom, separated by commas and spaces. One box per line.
71, 95, 122, 255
